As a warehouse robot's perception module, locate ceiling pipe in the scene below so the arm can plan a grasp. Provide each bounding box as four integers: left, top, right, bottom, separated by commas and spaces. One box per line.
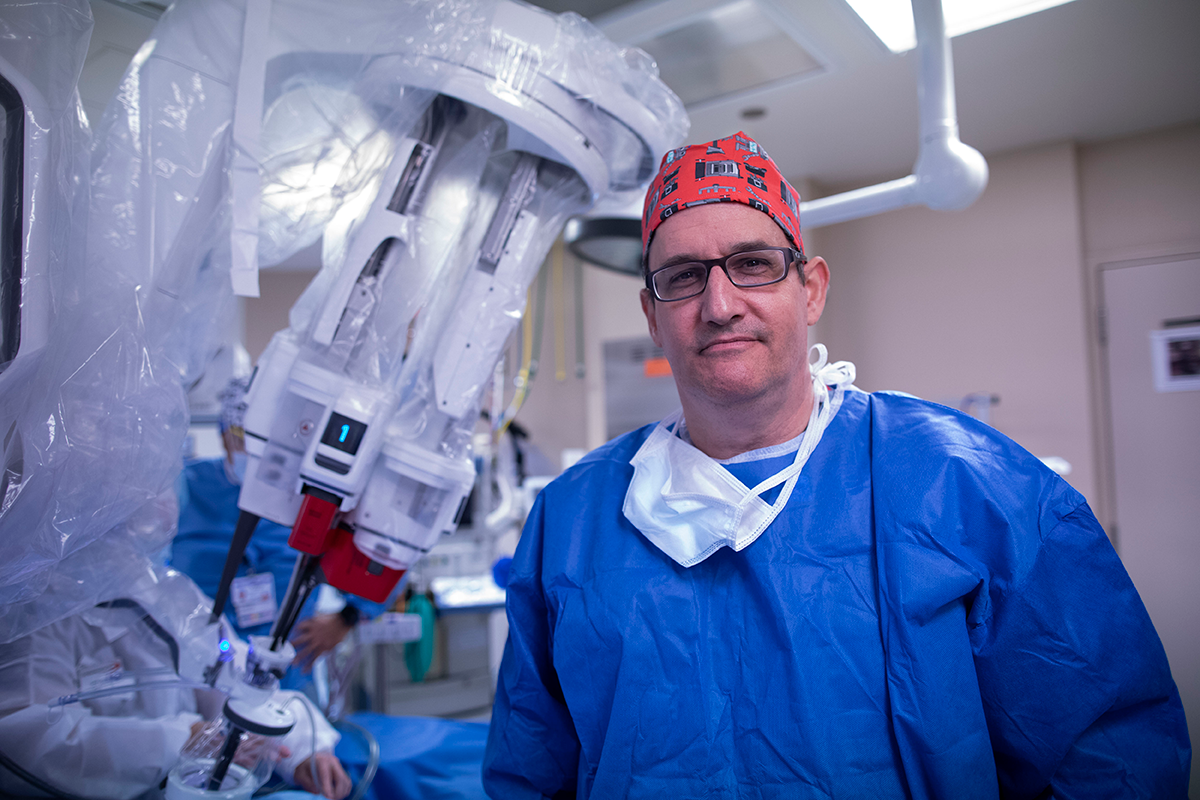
797, 0, 988, 228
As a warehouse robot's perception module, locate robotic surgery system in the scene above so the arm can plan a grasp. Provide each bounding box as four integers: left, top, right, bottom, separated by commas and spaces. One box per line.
195, 0, 686, 740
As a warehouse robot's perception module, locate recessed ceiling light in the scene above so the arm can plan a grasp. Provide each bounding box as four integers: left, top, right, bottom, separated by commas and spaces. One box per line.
845, 0, 1078, 53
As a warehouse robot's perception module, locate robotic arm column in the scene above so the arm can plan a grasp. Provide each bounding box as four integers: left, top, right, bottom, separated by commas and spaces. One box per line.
211, 97, 478, 630
347, 151, 544, 580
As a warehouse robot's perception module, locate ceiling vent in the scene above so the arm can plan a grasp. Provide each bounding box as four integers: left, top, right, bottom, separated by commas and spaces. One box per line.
609, 0, 826, 109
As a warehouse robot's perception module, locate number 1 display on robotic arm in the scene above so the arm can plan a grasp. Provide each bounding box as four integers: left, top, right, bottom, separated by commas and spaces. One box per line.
205, 0, 688, 657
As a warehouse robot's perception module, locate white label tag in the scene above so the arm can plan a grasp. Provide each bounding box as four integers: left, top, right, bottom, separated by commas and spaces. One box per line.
230, 573, 277, 628
79, 661, 127, 693
356, 612, 423, 644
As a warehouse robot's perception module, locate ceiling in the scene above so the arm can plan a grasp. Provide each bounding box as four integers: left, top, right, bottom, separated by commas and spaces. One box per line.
83, 0, 1200, 193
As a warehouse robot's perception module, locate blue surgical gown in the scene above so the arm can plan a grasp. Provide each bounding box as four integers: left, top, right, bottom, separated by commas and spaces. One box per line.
483, 389, 1190, 799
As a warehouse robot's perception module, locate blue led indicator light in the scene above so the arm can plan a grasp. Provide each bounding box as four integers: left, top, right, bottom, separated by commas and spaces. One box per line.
339, 424, 350, 443
219, 639, 230, 652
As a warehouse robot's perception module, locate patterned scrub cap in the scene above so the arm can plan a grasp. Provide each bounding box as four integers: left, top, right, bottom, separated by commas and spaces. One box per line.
641, 131, 803, 260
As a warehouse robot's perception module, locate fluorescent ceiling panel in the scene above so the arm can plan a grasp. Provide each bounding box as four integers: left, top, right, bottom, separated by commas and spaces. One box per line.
846, 0, 1078, 53
633, 0, 823, 107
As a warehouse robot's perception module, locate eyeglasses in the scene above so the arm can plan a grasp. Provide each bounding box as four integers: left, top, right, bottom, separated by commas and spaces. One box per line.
645, 247, 805, 302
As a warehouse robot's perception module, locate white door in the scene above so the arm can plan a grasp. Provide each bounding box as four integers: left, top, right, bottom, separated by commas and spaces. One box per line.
1101, 254, 1200, 795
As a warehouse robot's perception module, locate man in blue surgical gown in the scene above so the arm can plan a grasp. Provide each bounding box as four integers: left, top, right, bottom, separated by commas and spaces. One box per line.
482, 132, 1190, 798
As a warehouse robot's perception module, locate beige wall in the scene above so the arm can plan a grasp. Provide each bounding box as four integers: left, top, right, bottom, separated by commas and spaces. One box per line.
1080, 122, 1200, 258
813, 142, 1099, 501
1077, 121, 1200, 527
242, 269, 318, 362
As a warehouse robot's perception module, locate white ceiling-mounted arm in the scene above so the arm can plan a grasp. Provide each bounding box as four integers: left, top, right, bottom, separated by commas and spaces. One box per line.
911, 0, 989, 210
799, 0, 988, 228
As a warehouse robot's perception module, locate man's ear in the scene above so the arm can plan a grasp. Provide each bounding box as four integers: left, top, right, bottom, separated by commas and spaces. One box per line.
640, 288, 662, 347
803, 257, 829, 326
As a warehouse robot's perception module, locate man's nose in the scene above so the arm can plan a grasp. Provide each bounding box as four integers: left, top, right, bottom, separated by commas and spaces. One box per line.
699, 265, 744, 325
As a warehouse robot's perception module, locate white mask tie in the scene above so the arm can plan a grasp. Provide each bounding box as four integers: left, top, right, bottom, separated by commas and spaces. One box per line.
623, 344, 856, 567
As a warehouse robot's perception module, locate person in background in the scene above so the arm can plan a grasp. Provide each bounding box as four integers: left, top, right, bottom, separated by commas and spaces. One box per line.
172, 378, 382, 674
483, 132, 1190, 798
0, 566, 352, 800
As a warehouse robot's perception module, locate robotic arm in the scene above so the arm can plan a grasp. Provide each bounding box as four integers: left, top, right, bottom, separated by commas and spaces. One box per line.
211, 114, 564, 639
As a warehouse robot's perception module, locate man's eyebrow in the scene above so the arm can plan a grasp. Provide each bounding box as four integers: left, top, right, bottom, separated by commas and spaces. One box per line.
653, 240, 779, 270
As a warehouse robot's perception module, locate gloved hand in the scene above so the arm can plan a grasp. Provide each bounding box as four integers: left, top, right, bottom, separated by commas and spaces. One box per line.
291, 613, 353, 671
293, 750, 352, 799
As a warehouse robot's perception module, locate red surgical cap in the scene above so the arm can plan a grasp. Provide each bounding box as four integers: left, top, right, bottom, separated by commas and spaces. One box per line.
641, 132, 803, 258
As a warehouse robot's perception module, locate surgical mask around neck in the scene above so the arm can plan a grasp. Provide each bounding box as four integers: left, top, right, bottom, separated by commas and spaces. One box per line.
623, 345, 856, 567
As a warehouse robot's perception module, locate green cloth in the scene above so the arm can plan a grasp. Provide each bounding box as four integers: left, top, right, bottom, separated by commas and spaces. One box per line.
404, 593, 436, 683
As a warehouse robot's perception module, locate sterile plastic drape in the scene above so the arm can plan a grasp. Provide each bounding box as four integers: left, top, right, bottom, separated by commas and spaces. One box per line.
0, 0, 686, 643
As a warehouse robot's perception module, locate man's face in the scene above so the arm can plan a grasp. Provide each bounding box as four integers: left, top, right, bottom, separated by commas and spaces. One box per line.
640, 202, 828, 412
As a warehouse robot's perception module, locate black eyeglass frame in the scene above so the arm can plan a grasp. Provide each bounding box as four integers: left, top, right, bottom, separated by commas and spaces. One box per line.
645, 246, 807, 302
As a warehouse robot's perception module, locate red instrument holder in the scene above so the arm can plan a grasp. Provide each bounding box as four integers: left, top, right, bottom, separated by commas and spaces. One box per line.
322, 527, 405, 603
288, 492, 339, 555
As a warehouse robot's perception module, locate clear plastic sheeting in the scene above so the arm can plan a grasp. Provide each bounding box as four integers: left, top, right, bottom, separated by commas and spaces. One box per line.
0, 562, 340, 799
105, 564, 230, 686
0, 0, 109, 642
0, 0, 687, 643
0, 0, 92, 370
